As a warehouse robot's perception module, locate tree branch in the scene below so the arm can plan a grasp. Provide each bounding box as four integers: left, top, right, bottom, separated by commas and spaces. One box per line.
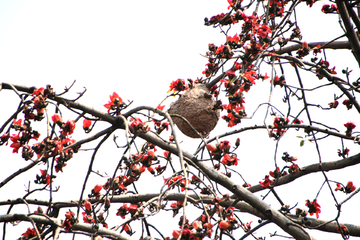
246, 151, 360, 193
0, 214, 133, 240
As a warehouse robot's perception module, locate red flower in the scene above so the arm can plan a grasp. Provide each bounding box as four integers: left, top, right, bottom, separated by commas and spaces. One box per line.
219, 220, 231, 230
305, 199, 321, 219
10, 133, 22, 153
289, 164, 299, 174
157, 105, 165, 111
293, 118, 303, 124
345, 181, 356, 194
242, 221, 252, 232
32, 87, 44, 96
62, 120, 76, 136
116, 204, 129, 218
337, 225, 349, 237
0, 133, 9, 144
55, 158, 67, 173
123, 224, 132, 234
257, 23, 272, 38
335, 183, 343, 192
193, 220, 202, 230
129, 204, 138, 215
130, 118, 150, 133
219, 140, 231, 152
172, 230, 180, 239
84, 200, 92, 211
221, 154, 239, 166
104, 92, 123, 113
344, 122, 356, 130
22, 228, 36, 238
343, 99, 353, 110
52, 114, 63, 124
322, 4, 338, 13
147, 166, 155, 174
168, 79, 188, 93
269, 167, 280, 178
62, 210, 76, 232
226, 70, 236, 78
259, 175, 273, 188
83, 119, 92, 132
328, 100, 339, 108
93, 184, 102, 194
344, 122, 356, 138
216, 44, 234, 59
206, 144, 217, 152
226, 33, 240, 44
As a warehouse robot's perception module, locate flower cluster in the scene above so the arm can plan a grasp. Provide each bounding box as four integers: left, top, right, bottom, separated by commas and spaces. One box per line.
269, 116, 289, 139
206, 140, 239, 167
321, 4, 338, 13
9, 119, 40, 154
130, 117, 150, 133
172, 215, 213, 240
164, 175, 189, 192
116, 203, 139, 219
103, 175, 133, 195
335, 181, 356, 194
62, 210, 77, 232
315, 59, 337, 79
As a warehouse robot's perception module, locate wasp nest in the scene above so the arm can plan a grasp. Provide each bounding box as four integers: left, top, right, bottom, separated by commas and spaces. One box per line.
168, 84, 220, 138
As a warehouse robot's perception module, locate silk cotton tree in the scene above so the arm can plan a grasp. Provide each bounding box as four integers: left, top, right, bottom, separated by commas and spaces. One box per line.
1, 0, 360, 239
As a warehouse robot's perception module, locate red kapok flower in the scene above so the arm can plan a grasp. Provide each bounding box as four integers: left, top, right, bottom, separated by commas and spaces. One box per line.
104, 92, 123, 113
219, 140, 231, 152
22, 228, 36, 238
32, 87, 45, 96
83, 119, 92, 132
221, 154, 239, 166
206, 144, 217, 152
269, 167, 281, 178
168, 79, 188, 93
84, 200, 92, 211
157, 105, 165, 111
344, 122, 356, 130
345, 181, 356, 194
335, 183, 343, 192
344, 122, 356, 138
219, 220, 231, 230
193, 220, 202, 230
62, 120, 76, 136
305, 199, 321, 219
337, 225, 349, 237
62, 210, 76, 232
123, 224, 132, 234
52, 114, 63, 124
259, 175, 273, 188
116, 204, 129, 218
130, 118, 150, 133
93, 184, 102, 194
172, 230, 181, 239
343, 99, 353, 110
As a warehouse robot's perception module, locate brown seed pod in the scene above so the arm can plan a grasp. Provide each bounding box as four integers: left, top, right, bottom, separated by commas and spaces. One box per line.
168, 84, 220, 138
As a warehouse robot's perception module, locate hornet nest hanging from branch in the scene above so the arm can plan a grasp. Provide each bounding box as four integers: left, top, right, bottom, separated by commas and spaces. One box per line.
168, 84, 220, 138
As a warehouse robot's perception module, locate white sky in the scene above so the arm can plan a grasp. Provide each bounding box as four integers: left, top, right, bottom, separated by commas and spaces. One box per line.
0, 1, 359, 240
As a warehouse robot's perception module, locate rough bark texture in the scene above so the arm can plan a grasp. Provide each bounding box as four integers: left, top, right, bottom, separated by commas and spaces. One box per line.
168, 84, 220, 138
